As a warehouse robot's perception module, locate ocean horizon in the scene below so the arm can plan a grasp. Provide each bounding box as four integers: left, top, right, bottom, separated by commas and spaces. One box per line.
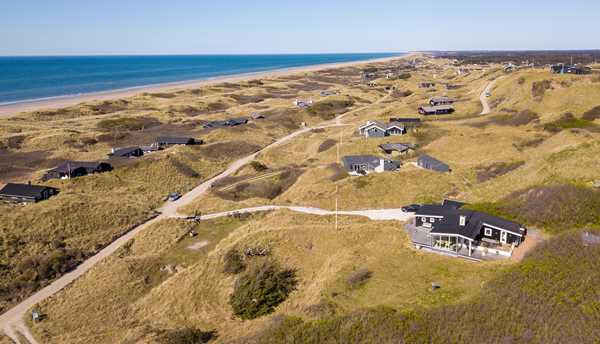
0, 53, 401, 105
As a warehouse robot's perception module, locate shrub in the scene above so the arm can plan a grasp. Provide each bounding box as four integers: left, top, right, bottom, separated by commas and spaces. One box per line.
250, 161, 269, 172
582, 106, 600, 121
347, 268, 372, 289
543, 113, 595, 132
229, 262, 297, 319
307, 99, 354, 120
531, 80, 552, 100
476, 161, 525, 182
223, 249, 246, 275
488, 110, 539, 126
318, 139, 337, 153
97, 116, 160, 131
517, 77, 526, 85
158, 328, 216, 344
397, 73, 412, 80
391, 89, 413, 98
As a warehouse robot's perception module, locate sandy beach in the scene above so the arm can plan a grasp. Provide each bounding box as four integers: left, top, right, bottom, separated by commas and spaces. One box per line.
0, 54, 412, 118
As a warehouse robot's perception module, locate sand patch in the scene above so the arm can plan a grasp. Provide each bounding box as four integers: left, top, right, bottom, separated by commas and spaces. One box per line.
187, 240, 210, 251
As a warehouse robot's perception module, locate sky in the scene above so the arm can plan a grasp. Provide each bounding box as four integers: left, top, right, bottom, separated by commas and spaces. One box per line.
1, 0, 599, 55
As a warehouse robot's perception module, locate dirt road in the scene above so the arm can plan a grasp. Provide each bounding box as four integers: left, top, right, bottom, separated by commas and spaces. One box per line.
480, 78, 501, 115
0, 95, 387, 344
174, 205, 414, 222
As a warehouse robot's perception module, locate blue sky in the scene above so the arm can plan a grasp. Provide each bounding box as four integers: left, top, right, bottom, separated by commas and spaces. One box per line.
1, 0, 599, 55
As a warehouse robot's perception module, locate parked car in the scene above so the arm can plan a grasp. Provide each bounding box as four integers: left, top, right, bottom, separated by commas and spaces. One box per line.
167, 192, 181, 201
401, 204, 421, 212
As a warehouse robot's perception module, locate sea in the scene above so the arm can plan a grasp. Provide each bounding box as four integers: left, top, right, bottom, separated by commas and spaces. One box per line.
0, 53, 401, 105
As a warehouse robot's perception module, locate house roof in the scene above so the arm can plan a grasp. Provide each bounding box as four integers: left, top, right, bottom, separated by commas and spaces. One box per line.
416, 204, 525, 238
155, 136, 196, 145
341, 155, 381, 170
359, 121, 387, 132
0, 183, 54, 198
111, 146, 142, 156
386, 122, 406, 130
49, 161, 107, 173
389, 117, 421, 123
418, 154, 448, 167
419, 105, 454, 112
442, 199, 465, 209
379, 143, 413, 152
430, 96, 455, 103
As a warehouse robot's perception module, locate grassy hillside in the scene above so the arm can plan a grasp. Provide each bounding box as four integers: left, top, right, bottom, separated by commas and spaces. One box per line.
6, 55, 600, 343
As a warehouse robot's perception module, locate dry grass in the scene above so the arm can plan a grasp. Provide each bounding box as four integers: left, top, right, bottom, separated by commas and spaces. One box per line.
8, 56, 600, 343
30, 211, 499, 343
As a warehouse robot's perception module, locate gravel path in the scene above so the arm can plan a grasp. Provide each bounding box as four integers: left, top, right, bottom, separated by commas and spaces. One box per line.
175, 205, 413, 222
480, 78, 501, 115
0, 95, 389, 344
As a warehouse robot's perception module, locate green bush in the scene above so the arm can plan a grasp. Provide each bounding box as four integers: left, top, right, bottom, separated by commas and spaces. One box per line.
250, 161, 269, 172
223, 249, 246, 275
97, 116, 160, 131
531, 80, 552, 100
158, 328, 216, 344
229, 261, 297, 319
543, 113, 596, 132
397, 73, 412, 80
347, 268, 372, 289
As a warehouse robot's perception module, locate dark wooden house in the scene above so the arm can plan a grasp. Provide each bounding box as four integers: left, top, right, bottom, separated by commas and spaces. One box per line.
154, 136, 203, 147
42, 161, 113, 180
429, 96, 455, 106
418, 105, 455, 116
0, 183, 58, 203
108, 146, 144, 158
414, 204, 526, 257
417, 155, 450, 172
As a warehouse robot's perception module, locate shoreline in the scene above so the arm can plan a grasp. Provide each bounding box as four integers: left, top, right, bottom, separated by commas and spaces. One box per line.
0, 54, 414, 117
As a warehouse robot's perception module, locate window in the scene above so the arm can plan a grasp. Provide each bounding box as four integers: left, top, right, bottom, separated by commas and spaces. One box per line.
421, 217, 427, 222
429, 217, 435, 223
484, 228, 492, 237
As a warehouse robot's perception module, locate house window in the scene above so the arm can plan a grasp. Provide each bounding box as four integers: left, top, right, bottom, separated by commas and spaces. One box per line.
484, 228, 492, 237
429, 217, 435, 223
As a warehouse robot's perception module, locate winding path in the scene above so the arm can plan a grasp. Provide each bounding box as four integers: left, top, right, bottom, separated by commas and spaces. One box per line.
480, 78, 501, 115
0, 95, 389, 344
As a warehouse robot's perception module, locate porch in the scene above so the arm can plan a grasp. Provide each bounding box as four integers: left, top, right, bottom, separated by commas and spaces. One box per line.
404, 222, 512, 261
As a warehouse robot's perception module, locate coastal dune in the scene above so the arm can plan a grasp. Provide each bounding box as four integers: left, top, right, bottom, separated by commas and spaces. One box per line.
0, 55, 408, 118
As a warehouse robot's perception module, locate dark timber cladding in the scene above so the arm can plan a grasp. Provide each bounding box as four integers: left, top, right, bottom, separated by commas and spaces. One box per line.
0, 183, 58, 203
109, 146, 144, 158
415, 204, 526, 247
43, 161, 113, 180
154, 136, 203, 146
418, 105, 455, 115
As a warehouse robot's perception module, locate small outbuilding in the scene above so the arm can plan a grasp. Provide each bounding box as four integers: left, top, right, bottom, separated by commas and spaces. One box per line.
379, 143, 416, 156
417, 155, 450, 172
108, 146, 144, 158
418, 105, 455, 116
429, 96, 455, 106
0, 183, 58, 203
419, 81, 436, 88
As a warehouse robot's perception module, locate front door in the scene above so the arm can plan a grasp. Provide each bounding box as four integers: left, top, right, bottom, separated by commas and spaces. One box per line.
500, 231, 507, 244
